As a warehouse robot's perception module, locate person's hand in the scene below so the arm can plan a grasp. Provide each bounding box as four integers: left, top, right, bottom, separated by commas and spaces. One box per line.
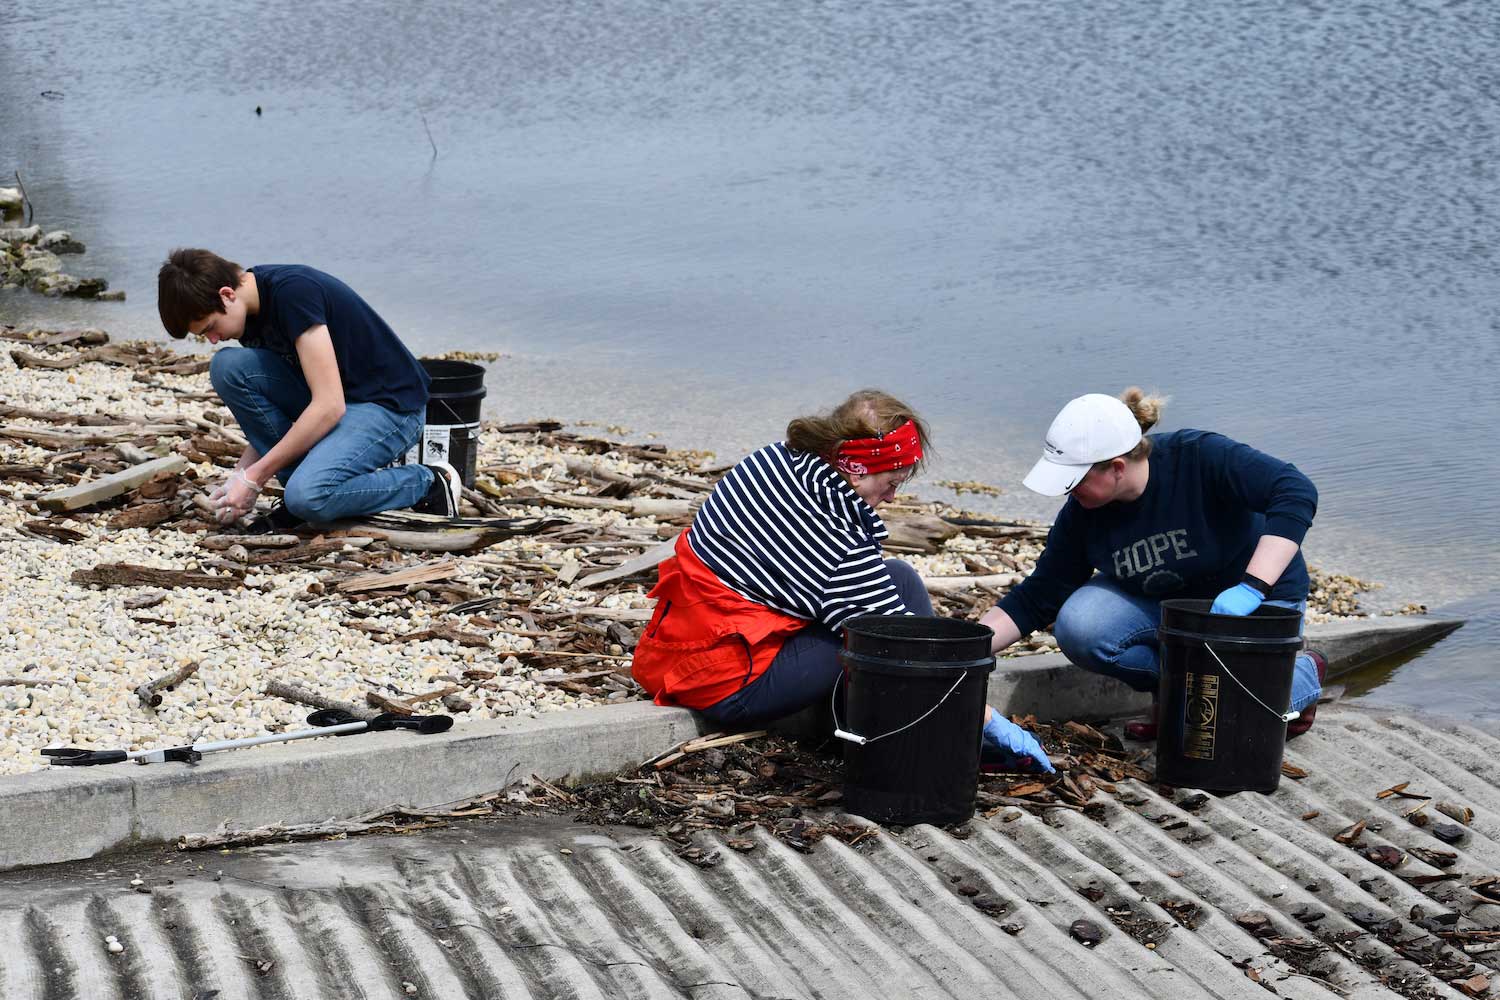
212, 469, 262, 524
1211, 582, 1265, 616
982, 710, 1056, 774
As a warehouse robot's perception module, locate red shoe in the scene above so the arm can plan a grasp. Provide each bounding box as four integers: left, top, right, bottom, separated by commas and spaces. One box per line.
1285, 649, 1328, 739
1124, 703, 1159, 742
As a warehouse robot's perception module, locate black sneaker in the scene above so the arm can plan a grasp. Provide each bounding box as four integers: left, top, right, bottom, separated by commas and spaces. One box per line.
240, 501, 305, 535
413, 461, 461, 517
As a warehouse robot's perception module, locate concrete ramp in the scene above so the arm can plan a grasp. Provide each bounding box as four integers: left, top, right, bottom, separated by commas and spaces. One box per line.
1, 704, 1497, 999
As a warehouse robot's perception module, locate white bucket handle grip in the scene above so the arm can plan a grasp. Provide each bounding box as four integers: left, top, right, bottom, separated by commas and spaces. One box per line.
831, 669, 970, 745
1202, 641, 1299, 723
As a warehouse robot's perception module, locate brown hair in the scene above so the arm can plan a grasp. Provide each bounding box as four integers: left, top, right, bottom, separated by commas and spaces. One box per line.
157, 248, 244, 339
785, 389, 931, 473
1094, 386, 1168, 469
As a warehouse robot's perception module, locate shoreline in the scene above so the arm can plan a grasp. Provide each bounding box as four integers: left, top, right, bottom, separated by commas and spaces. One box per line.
0, 320, 1391, 778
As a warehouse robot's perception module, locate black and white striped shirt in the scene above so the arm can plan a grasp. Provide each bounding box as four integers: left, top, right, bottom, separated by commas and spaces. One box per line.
688, 442, 906, 629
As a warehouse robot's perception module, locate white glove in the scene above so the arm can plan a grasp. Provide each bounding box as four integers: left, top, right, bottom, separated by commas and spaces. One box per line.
212, 469, 262, 524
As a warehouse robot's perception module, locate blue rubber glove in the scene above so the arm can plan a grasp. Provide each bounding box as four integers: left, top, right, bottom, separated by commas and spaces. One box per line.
1211, 582, 1265, 616
982, 712, 1056, 774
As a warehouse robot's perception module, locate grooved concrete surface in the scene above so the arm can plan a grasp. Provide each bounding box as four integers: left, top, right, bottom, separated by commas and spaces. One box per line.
2, 705, 1497, 1000
0, 615, 1459, 875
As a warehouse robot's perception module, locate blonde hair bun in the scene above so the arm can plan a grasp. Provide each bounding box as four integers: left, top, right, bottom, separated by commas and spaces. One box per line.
1119, 387, 1168, 433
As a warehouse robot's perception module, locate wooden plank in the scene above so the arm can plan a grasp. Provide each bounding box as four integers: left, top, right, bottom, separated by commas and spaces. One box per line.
1, 424, 193, 449
38, 456, 187, 512
558, 604, 655, 623
344, 525, 525, 553
576, 536, 678, 589
199, 533, 301, 550
337, 558, 461, 594
71, 562, 240, 591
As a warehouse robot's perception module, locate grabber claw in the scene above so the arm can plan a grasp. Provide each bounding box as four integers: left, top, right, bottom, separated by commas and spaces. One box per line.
41, 747, 129, 766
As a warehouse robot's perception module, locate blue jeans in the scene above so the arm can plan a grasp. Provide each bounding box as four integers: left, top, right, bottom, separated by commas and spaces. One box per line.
1052, 576, 1322, 712
210, 347, 432, 523
703, 559, 936, 728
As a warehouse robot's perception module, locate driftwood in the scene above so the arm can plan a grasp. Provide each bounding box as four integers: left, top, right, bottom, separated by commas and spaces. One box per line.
366, 691, 417, 715
135, 661, 199, 709
175, 795, 495, 851
21, 519, 88, 543
883, 513, 963, 554
345, 524, 527, 553
923, 572, 1023, 596
199, 533, 301, 551
1, 424, 194, 450
9, 343, 154, 370
263, 680, 377, 720
37, 456, 188, 511
244, 536, 373, 566
575, 536, 679, 589
406, 684, 460, 704
490, 486, 697, 521
114, 440, 163, 464
110, 499, 183, 530
0, 463, 64, 484
71, 562, 241, 591
39, 328, 109, 348
555, 603, 655, 623
941, 517, 1050, 541
395, 623, 492, 648
337, 558, 461, 594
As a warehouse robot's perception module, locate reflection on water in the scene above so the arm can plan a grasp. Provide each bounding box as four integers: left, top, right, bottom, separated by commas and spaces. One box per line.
1, 0, 1497, 709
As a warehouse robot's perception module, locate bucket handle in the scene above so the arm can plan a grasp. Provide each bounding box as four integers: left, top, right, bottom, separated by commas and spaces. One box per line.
1202, 642, 1300, 724
830, 669, 969, 746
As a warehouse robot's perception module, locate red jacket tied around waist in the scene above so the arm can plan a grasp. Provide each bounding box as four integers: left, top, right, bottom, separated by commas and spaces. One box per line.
631, 442, 910, 710
631, 531, 808, 709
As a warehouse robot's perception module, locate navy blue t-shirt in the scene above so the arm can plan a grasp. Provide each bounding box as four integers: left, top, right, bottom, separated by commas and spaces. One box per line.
998, 429, 1318, 636
240, 264, 429, 413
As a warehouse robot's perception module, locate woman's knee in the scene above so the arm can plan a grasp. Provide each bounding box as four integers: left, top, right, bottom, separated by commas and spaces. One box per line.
1053, 584, 1141, 668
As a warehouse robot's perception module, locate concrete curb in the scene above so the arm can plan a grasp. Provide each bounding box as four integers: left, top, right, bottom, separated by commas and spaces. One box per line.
0, 614, 1459, 872
0, 701, 707, 872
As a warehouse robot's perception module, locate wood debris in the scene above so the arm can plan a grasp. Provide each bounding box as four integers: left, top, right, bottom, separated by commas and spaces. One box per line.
505, 732, 874, 864
134, 661, 200, 710
1334, 820, 1368, 845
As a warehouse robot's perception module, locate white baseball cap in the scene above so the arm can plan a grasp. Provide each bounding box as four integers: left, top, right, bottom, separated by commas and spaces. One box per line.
1022, 393, 1143, 496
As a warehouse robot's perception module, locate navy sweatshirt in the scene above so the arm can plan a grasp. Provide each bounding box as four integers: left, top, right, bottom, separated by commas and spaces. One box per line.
997, 429, 1318, 636
242, 265, 430, 413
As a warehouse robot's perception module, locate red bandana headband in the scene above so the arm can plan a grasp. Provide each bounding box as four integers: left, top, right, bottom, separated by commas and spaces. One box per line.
835, 419, 923, 476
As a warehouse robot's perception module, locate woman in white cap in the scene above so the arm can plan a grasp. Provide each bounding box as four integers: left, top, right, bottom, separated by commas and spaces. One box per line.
977, 389, 1325, 740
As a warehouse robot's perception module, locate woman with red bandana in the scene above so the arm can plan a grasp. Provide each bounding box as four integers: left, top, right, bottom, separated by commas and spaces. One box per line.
631, 389, 1052, 771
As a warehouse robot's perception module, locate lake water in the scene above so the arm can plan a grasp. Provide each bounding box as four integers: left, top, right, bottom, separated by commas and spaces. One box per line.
3, 0, 1497, 717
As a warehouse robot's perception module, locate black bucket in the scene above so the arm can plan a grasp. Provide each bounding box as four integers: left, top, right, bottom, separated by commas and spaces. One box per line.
838, 615, 995, 826
402, 359, 487, 487
1156, 599, 1303, 794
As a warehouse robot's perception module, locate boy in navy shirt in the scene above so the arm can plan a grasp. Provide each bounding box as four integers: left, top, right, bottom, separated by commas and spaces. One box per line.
157, 249, 461, 528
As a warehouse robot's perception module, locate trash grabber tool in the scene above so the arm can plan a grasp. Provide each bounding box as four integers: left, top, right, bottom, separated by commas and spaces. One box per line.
41, 711, 453, 766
